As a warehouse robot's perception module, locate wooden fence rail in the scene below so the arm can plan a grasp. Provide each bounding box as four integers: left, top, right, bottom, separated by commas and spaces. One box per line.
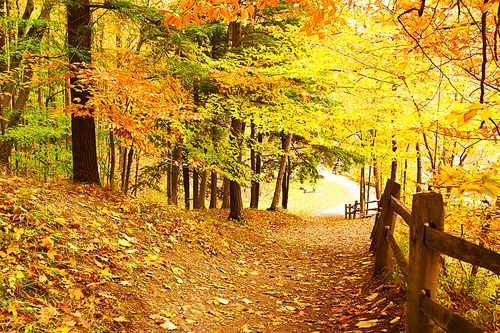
370, 179, 500, 333
345, 199, 379, 219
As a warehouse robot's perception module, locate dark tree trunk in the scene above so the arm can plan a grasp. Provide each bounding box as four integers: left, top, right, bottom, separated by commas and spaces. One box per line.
250, 121, 257, 208
228, 118, 245, 221
123, 146, 134, 194
269, 132, 293, 211
109, 130, 115, 187
390, 138, 397, 181
210, 171, 217, 209
68, 0, 100, 184
170, 146, 181, 205
120, 147, 127, 191
416, 142, 422, 192
198, 170, 208, 209
193, 169, 199, 209
222, 176, 230, 209
254, 133, 262, 208
281, 158, 291, 209
360, 166, 366, 218
228, 21, 245, 221
183, 164, 190, 209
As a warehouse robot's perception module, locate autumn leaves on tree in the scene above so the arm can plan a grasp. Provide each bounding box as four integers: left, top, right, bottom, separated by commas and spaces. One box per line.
2, 0, 500, 222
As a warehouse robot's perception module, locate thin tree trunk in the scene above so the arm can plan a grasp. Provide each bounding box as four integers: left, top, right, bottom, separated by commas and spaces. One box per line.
170, 146, 181, 205
282, 159, 291, 209
132, 149, 140, 196
416, 142, 422, 193
120, 147, 127, 191
255, 133, 262, 208
198, 170, 208, 209
228, 21, 245, 221
390, 138, 397, 181
360, 165, 366, 218
183, 164, 190, 209
222, 176, 230, 209
109, 130, 115, 187
209, 171, 217, 209
250, 121, 257, 208
193, 169, 199, 209
123, 146, 134, 194
269, 132, 293, 211
228, 118, 245, 220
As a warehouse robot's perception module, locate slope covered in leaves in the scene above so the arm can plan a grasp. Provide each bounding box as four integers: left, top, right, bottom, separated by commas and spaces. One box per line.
0, 177, 409, 332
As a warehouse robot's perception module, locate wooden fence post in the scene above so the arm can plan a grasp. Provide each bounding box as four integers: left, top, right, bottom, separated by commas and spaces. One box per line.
407, 193, 444, 333
373, 179, 400, 274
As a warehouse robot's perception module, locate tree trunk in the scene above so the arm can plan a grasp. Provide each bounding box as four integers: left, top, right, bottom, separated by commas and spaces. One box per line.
250, 121, 257, 208
416, 142, 422, 193
255, 133, 262, 208
269, 132, 293, 211
228, 118, 245, 221
198, 170, 208, 209
282, 158, 291, 209
193, 169, 199, 209
109, 130, 115, 187
120, 147, 127, 191
68, 0, 100, 184
390, 138, 397, 181
360, 165, 366, 218
123, 146, 134, 194
183, 164, 190, 209
222, 176, 230, 209
209, 171, 217, 209
228, 21, 245, 221
170, 146, 181, 205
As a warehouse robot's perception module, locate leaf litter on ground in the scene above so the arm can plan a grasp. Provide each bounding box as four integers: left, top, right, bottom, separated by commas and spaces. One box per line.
0, 177, 407, 332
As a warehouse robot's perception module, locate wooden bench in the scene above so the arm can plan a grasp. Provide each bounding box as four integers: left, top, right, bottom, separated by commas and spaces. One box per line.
299, 186, 315, 193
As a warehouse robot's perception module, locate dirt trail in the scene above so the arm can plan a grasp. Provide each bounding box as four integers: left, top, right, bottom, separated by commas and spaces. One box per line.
125, 212, 407, 333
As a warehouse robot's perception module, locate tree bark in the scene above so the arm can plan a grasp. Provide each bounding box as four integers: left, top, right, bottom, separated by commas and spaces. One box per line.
209, 171, 217, 209
109, 130, 115, 187
360, 165, 366, 218
193, 169, 199, 209
250, 121, 257, 208
123, 146, 134, 194
222, 176, 230, 208
198, 170, 208, 209
183, 164, 190, 209
68, 0, 100, 184
416, 142, 422, 192
228, 118, 245, 221
390, 138, 397, 181
170, 146, 181, 205
269, 132, 293, 211
228, 21, 245, 221
282, 158, 291, 209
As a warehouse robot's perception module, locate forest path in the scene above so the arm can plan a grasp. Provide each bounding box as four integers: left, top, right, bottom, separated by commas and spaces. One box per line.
136, 212, 407, 333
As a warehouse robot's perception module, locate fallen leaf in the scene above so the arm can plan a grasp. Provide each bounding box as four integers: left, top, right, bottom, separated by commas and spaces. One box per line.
365, 292, 379, 301
118, 239, 132, 247
69, 288, 84, 300
390, 316, 401, 324
356, 319, 378, 328
119, 280, 132, 286
53, 326, 72, 333
41, 236, 54, 249
39, 306, 58, 324
160, 320, 177, 330
113, 316, 128, 322
213, 297, 229, 305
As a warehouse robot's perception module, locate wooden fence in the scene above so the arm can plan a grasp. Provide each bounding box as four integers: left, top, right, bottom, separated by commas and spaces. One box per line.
345, 200, 379, 219
370, 179, 500, 333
